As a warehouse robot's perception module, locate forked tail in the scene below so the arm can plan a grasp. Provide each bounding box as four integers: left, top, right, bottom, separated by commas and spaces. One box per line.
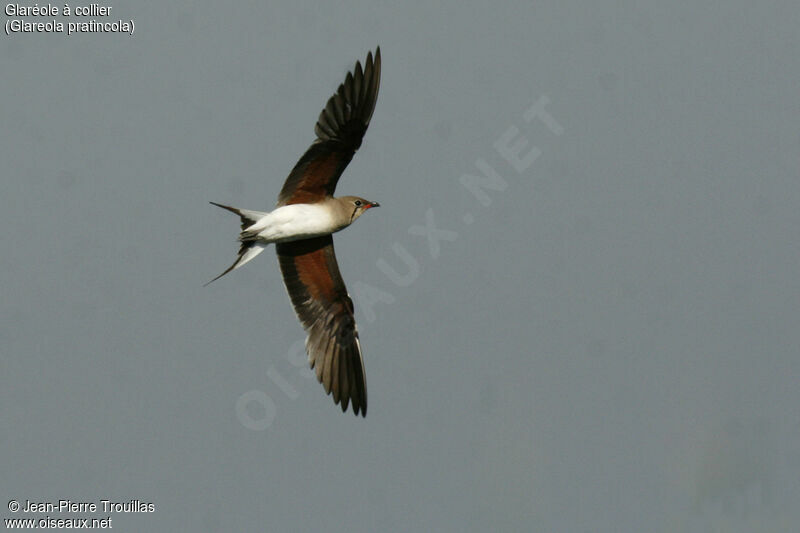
206, 202, 269, 286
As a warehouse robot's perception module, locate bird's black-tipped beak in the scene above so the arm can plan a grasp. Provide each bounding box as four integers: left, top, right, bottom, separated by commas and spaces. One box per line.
369, 201, 380, 208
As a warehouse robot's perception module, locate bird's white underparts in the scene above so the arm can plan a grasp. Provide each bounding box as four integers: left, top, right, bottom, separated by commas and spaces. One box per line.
208, 197, 379, 278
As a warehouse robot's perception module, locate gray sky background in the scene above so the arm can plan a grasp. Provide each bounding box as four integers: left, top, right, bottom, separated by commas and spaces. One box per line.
2, 1, 799, 531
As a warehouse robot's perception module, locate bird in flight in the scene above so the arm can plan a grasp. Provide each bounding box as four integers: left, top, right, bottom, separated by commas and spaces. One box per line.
207, 48, 381, 417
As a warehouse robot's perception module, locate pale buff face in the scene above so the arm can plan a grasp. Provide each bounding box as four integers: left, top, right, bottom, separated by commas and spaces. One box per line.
335, 195, 380, 223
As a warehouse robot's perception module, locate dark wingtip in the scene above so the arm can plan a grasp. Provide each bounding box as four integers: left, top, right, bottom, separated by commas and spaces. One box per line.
334, 389, 366, 417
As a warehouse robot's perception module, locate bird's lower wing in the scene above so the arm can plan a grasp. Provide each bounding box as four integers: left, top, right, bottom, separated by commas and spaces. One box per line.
276, 236, 367, 416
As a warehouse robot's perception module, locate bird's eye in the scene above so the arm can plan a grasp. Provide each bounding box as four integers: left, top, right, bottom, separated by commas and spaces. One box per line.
354, 200, 362, 207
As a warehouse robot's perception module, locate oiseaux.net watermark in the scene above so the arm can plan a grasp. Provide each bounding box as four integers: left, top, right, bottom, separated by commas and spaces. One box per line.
5, 498, 155, 529
236, 95, 564, 430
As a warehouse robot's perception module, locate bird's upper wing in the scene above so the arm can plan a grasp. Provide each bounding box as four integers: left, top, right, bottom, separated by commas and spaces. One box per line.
277, 48, 381, 206
276, 236, 367, 416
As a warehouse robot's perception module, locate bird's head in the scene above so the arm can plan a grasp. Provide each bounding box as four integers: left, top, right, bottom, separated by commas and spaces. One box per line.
340, 196, 380, 222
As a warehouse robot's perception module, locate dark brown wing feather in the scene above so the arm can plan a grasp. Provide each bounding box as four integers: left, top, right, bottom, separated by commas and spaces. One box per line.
277, 48, 381, 206
276, 236, 367, 416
